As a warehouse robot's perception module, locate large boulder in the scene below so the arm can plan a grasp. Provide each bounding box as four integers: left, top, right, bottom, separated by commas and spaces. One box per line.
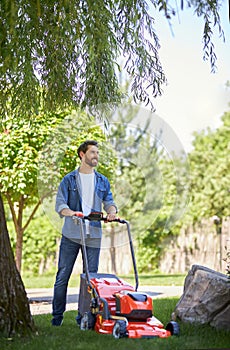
172, 264, 230, 330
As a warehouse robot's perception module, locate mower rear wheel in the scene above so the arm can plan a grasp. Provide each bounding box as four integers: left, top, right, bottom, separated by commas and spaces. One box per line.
112, 320, 127, 339
166, 321, 180, 336
80, 311, 96, 330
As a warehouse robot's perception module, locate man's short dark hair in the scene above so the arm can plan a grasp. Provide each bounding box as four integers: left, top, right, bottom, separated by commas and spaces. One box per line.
77, 140, 98, 159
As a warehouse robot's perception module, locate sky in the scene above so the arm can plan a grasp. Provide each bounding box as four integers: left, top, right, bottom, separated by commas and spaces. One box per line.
151, 1, 230, 152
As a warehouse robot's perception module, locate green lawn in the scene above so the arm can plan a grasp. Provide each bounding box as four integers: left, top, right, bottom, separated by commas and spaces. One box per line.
22, 272, 186, 289
11, 273, 228, 349
123, 273, 186, 287
1, 298, 229, 350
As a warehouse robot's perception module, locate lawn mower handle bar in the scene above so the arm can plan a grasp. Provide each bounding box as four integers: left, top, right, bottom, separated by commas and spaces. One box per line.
73, 211, 126, 224
72, 213, 139, 291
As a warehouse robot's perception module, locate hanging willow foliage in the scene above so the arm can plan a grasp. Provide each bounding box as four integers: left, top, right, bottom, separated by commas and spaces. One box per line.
0, 0, 225, 117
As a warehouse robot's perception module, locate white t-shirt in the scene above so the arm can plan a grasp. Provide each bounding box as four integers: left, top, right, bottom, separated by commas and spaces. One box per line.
79, 172, 95, 235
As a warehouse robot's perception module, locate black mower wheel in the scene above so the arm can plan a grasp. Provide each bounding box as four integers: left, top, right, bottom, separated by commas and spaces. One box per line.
112, 320, 127, 339
88, 312, 96, 330
166, 321, 180, 336
80, 311, 96, 330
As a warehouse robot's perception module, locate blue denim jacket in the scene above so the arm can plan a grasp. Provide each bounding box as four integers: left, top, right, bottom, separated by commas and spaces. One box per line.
55, 168, 117, 240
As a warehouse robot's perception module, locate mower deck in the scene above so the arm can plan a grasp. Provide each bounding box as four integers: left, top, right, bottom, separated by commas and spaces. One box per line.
78, 274, 179, 339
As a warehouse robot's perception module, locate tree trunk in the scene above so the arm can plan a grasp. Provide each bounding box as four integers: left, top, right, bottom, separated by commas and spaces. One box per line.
0, 194, 35, 337
6, 193, 41, 273
15, 228, 23, 272
15, 194, 24, 272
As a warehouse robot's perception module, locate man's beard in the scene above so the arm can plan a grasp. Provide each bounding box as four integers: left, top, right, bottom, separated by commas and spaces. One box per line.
85, 157, 98, 167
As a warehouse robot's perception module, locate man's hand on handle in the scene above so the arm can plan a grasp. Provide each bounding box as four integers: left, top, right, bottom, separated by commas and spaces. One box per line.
106, 212, 117, 221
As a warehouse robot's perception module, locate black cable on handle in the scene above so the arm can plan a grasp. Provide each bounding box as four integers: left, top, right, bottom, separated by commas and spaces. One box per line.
124, 220, 139, 291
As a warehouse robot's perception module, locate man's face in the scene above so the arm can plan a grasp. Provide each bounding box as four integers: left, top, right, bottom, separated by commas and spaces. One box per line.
82, 145, 99, 167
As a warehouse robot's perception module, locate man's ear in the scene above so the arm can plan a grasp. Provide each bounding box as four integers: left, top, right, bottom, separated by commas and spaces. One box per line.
79, 151, 84, 159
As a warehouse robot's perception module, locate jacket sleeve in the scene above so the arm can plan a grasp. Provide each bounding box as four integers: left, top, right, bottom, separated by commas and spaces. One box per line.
55, 178, 70, 217
102, 178, 118, 213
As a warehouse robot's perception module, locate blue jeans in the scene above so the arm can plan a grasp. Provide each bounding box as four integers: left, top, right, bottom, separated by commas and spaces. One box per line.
52, 235, 101, 321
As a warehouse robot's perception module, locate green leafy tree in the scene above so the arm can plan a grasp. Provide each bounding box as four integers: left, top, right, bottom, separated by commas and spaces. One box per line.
136, 154, 189, 272
0, 0, 225, 118
0, 112, 67, 272
189, 112, 230, 223
7, 208, 58, 275
108, 105, 189, 272
1, 110, 116, 274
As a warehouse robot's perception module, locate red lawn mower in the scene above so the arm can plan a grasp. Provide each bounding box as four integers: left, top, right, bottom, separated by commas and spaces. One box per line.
73, 212, 179, 339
